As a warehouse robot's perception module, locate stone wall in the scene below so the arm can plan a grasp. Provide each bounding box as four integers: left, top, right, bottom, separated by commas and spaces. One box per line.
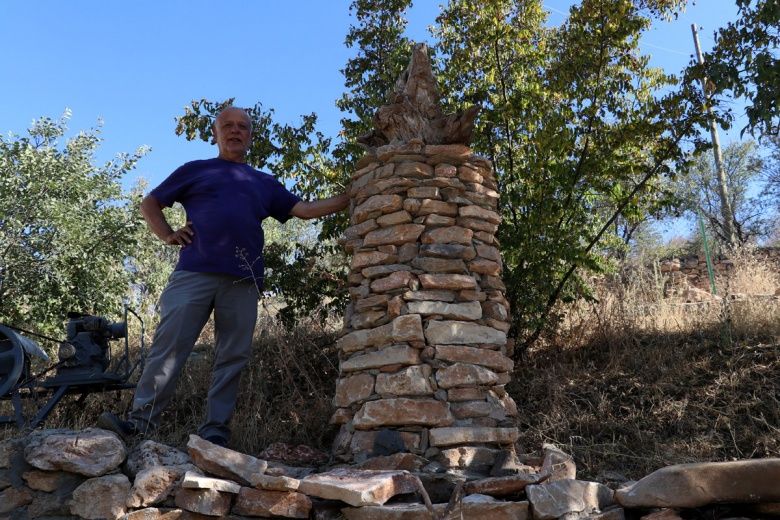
659, 247, 780, 295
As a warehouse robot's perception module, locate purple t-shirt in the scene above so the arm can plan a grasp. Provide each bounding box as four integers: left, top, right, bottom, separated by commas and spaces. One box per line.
150, 158, 301, 287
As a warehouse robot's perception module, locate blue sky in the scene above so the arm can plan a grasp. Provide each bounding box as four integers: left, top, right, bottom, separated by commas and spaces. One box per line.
1, 0, 741, 198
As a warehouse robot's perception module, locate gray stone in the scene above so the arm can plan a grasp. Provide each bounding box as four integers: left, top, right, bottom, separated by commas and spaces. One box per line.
249, 472, 302, 492
70, 473, 131, 520
428, 427, 518, 447
181, 470, 240, 493
435, 345, 513, 372
425, 320, 506, 345
541, 443, 576, 482
338, 315, 424, 354
24, 428, 126, 477
407, 301, 482, 320
364, 224, 426, 247
375, 365, 434, 396
526, 479, 614, 520
299, 468, 419, 507
342, 345, 421, 372
614, 458, 780, 508
334, 373, 376, 407
353, 398, 454, 429
174, 487, 232, 517
435, 363, 499, 389
187, 435, 267, 486
127, 464, 197, 508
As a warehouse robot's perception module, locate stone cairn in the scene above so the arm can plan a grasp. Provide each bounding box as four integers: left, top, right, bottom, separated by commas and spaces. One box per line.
331, 44, 518, 467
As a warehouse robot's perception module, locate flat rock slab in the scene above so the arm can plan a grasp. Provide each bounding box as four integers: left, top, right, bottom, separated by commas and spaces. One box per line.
615, 458, 780, 508
464, 473, 542, 496
182, 470, 241, 494
425, 320, 506, 345
353, 398, 454, 429
299, 468, 419, 507
127, 440, 191, 477
70, 473, 131, 520
526, 479, 614, 520
342, 498, 529, 519
24, 428, 126, 477
429, 427, 518, 447
249, 472, 301, 492
187, 434, 267, 486
174, 487, 232, 517
233, 487, 312, 518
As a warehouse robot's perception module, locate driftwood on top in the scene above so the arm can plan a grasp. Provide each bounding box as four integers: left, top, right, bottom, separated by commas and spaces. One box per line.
358, 43, 479, 149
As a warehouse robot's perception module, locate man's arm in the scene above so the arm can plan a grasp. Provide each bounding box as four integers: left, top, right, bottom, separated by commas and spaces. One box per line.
140, 195, 194, 245
289, 193, 350, 220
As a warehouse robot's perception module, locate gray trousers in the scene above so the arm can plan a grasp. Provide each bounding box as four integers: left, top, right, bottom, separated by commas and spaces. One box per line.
129, 270, 258, 441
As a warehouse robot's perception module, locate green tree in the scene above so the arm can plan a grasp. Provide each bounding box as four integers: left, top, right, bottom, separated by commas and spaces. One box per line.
335, 0, 414, 164
764, 135, 780, 213
704, 0, 780, 136
434, 0, 707, 348
0, 112, 148, 336
677, 140, 770, 245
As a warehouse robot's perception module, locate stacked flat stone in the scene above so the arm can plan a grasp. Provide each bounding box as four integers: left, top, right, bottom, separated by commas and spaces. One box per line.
331, 43, 518, 467
332, 140, 518, 466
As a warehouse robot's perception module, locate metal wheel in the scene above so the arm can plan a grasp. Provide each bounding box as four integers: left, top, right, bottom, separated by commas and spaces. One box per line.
0, 325, 26, 397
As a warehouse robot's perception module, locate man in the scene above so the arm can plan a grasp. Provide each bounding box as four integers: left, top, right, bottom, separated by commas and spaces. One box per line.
99, 106, 349, 446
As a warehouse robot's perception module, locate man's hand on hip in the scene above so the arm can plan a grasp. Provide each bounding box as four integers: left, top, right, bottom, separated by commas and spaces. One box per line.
165, 221, 194, 246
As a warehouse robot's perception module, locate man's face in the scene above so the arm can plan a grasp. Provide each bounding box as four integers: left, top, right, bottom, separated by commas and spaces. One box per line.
213, 108, 252, 161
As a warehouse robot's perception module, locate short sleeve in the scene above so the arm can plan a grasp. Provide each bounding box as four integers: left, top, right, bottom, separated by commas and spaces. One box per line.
149, 163, 193, 208
267, 178, 302, 223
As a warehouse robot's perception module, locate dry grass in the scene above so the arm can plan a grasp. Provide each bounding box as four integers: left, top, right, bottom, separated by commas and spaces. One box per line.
2, 247, 779, 479
1, 308, 341, 457
513, 246, 780, 480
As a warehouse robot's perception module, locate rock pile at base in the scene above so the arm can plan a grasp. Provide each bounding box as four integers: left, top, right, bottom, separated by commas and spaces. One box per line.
2, 428, 780, 520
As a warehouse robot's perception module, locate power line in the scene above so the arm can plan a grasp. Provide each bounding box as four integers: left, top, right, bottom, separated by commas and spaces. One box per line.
640, 42, 690, 56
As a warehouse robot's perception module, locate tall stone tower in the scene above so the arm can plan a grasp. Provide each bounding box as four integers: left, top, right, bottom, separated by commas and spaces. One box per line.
332, 44, 517, 469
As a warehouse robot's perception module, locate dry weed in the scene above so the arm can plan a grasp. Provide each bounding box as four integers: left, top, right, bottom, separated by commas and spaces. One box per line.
518, 248, 780, 479
1, 305, 340, 456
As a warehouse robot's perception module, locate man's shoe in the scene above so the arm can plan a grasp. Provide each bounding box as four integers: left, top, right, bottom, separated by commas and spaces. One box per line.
97, 412, 140, 440
203, 435, 228, 448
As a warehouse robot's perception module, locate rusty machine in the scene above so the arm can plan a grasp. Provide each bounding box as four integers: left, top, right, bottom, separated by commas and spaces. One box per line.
0, 307, 144, 427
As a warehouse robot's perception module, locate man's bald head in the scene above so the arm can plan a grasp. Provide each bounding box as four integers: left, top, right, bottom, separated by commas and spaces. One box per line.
212, 106, 253, 163
215, 106, 252, 129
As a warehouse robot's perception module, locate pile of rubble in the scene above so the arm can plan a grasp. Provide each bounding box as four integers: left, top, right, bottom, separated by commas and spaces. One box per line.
2, 428, 780, 519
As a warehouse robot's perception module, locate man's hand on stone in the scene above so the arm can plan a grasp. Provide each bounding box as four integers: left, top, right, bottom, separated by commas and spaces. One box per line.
165, 222, 194, 246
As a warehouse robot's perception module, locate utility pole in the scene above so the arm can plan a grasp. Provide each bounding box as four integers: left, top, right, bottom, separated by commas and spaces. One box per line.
691, 23, 737, 247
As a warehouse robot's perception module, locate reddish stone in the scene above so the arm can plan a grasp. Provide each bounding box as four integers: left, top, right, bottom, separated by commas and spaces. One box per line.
419, 274, 477, 291
233, 488, 311, 518
364, 224, 425, 247
421, 226, 473, 245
